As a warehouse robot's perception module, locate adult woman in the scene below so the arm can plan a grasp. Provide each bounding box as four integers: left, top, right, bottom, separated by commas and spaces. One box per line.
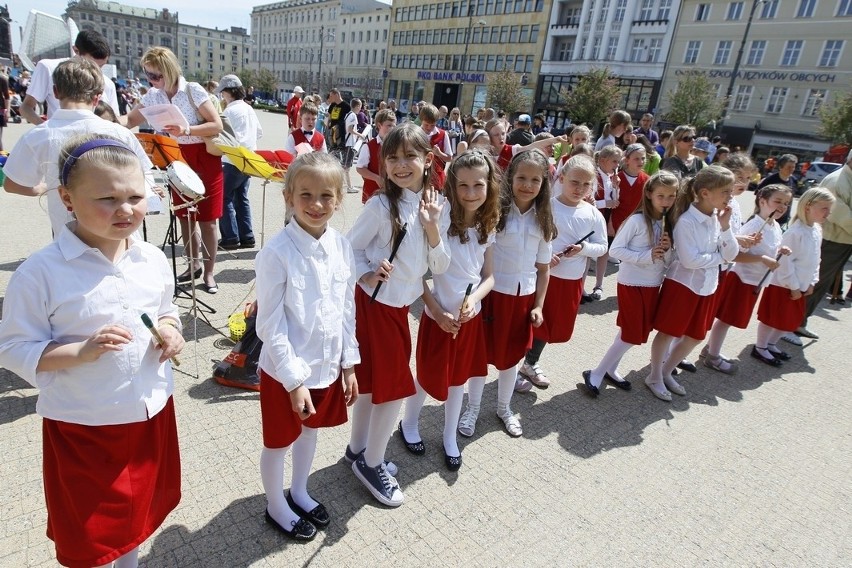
661, 125, 704, 179
126, 47, 224, 293
447, 107, 464, 155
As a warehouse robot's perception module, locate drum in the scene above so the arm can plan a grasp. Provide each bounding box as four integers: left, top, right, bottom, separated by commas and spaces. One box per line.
167, 161, 205, 202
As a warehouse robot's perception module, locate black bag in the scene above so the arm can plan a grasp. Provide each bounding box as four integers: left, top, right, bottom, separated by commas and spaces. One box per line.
213, 314, 262, 391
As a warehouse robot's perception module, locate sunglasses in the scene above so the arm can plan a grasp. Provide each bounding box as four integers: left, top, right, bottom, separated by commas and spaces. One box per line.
680, 136, 695, 142
145, 70, 163, 81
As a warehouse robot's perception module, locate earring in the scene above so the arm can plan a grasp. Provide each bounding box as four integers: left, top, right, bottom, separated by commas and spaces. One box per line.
66, 205, 73, 212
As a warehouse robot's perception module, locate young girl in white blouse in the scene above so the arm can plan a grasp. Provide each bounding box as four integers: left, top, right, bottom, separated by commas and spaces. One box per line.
583, 171, 678, 395
255, 153, 359, 542
587, 145, 623, 301
346, 123, 450, 507
645, 166, 739, 401
754, 187, 835, 366
702, 184, 793, 373
400, 151, 500, 471
0, 135, 184, 568
458, 150, 555, 439
517, 155, 608, 393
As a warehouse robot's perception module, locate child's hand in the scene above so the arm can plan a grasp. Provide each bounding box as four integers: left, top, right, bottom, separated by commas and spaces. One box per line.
780, 246, 792, 256
805, 284, 814, 296
660, 233, 672, 251
790, 289, 803, 300
530, 307, 544, 328
343, 369, 358, 406
434, 310, 461, 335
289, 385, 315, 420
736, 233, 760, 248
79, 324, 133, 362
717, 205, 733, 231
761, 255, 780, 271
363, 259, 394, 288
561, 244, 583, 258
155, 321, 185, 364
652, 246, 666, 262
458, 299, 475, 323
419, 186, 443, 228
605, 199, 619, 208
549, 253, 562, 268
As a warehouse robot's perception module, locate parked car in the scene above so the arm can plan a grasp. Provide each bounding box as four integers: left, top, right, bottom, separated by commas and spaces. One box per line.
803, 161, 842, 184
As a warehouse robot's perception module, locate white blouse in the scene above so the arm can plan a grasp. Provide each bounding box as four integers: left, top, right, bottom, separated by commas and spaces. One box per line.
549, 198, 608, 280
610, 213, 671, 287
769, 221, 822, 292
141, 77, 210, 144
732, 215, 783, 286
347, 189, 451, 308
491, 202, 553, 295
0, 226, 178, 426
666, 204, 739, 296
256, 221, 359, 392
426, 228, 495, 319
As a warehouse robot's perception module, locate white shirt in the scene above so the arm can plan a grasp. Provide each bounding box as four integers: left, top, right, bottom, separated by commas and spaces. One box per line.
732, 215, 783, 286
721, 198, 745, 271
284, 129, 327, 155
348, 190, 451, 308
345, 111, 359, 147
610, 214, 672, 287
422, 126, 453, 158
3, 108, 154, 237
141, 77, 209, 144
356, 134, 381, 168
0, 226, 178, 426
426, 229, 495, 319
491, 202, 553, 295
594, 134, 616, 151
28, 57, 120, 119
769, 221, 821, 292
222, 99, 262, 168
255, 221, 360, 392
666, 204, 739, 295
595, 167, 617, 209
549, 199, 608, 280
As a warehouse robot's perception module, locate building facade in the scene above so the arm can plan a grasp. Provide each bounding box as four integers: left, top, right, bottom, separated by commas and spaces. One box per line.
537, 0, 681, 132
658, 0, 852, 163
386, 0, 550, 115
337, 4, 391, 106
177, 25, 250, 83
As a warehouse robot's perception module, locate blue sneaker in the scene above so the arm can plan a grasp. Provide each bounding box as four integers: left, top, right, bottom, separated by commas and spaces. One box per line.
352, 455, 404, 507
343, 445, 398, 477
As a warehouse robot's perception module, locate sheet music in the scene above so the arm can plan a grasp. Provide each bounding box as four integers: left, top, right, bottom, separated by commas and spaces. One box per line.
139, 104, 190, 133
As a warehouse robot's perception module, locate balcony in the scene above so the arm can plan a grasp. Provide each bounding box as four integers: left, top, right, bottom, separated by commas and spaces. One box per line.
631, 19, 669, 33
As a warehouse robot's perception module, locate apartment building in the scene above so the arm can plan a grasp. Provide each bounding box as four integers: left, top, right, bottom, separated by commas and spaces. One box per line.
659, 0, 852, 162
177, 24, 250, 82
337, 4, 391, 106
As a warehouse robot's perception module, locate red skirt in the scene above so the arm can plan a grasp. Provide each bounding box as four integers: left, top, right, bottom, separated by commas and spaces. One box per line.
354, 286, 415, 404
653, 279, 716, 340
757, 284, 805, 332
416, 311, 488, 401
715, 272, 759, 329
616, 283, 660, 345
259, 370, 348, 448
483, 290, 535, 371
174, 143, 224, 222
533, 276, 583, 344
708, 269, 731, 318
43, 398, 181, 568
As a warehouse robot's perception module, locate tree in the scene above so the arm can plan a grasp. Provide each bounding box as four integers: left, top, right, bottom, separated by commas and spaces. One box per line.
663, 72, 724, 128
486, 67, 529, 116
359, 66, 382, 105
818, 89, 852, 145
253, 68, 278, 99
559, 67, 621, 126
237, 68, 257, 90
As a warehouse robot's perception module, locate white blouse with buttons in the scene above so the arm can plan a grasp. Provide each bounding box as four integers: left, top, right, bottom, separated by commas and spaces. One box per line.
549, 198, 608, 280
141, 77, 210, 144
491, 202, 553, 296
426, 228, 495, 319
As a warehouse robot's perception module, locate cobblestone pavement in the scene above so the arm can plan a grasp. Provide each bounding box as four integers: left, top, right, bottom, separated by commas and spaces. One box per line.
1, 116, 850, 567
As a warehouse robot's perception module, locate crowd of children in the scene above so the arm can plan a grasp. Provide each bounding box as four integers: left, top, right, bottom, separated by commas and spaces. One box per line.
0, 106, 840, 564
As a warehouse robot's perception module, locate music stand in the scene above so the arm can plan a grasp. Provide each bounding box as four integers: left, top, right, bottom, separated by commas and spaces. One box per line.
218, 145, 289, 248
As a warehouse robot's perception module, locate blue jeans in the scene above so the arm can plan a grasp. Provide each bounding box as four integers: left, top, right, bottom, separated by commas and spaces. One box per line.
219, 163, 254, 244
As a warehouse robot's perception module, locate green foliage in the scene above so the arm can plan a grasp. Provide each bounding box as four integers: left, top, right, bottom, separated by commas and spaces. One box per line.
559, 67, 621, 126
237, 69, 257, 90
663, 72, 724, 128
818, 89, 852, 145
486, 67, 530, 116
253, 68, 279, 99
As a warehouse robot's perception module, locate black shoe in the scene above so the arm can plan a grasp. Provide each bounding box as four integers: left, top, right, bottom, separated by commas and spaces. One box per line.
398, 422, 425, 455
676, 360, 697, 373
750, 346, 782, 367
580, 293, 593, 305
218, 239, 240, 251
240, 239, 256, 249
581, 370, 599, 397
604, 373, 632, 391
177, 267, 202, 283
286, 492, 330, 528
443, 446, 462, 472
671, 367, 680, 376
199, 282, 219, 294
767, 348, 791, 361
264, 509, 317, 541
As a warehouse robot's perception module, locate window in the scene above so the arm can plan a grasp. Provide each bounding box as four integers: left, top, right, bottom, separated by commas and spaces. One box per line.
781, 40, 803, 65
747, 40, 766, 65
819, 40, 843, 67
631, 39, 646, 62
613, 0, 627, 22
760, 0, 779, 18
797, 0, 817, 17
592, 37, 601, 59
606, 37, 618, 61
684, 40, 701, 64
658, 0, 672, 19
639, 0, 654, 20
766, 87, 788, 113
648, 38, 663, 62
530, 24, 539, 43
696, 3, 711, 20
715, 41, 733, 65
839, 0, 852, 15
600, 0, 610, 21
802, 89, 826, 116
556, 39, 574, 61
733, 85, 753, 111
727, 1, 744, 19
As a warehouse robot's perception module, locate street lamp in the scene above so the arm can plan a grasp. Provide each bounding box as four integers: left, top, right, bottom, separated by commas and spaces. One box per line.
316, 25, 335, 95
717, 0, 767, 134
460, 5, 486, 112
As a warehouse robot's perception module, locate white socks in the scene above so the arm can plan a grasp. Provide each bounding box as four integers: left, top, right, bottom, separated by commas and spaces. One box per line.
755, 322, 778, 357
401, 380, 428, 443
649, 332, 675, 385
706, 320, 730, 358
496, 365, 518, 412
348, 393, 373, 454
290, 428, 319, 512
363, 399, 404, 468
443, 386, 465, 456
112, 546, 139, 568
591, 332, 633, 388
466, 375, 486, 408
260, 446, 300, 528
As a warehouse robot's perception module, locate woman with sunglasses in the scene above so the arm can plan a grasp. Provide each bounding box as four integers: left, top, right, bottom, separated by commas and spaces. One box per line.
126, 47, 225, 294
661, 125, 705, 180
